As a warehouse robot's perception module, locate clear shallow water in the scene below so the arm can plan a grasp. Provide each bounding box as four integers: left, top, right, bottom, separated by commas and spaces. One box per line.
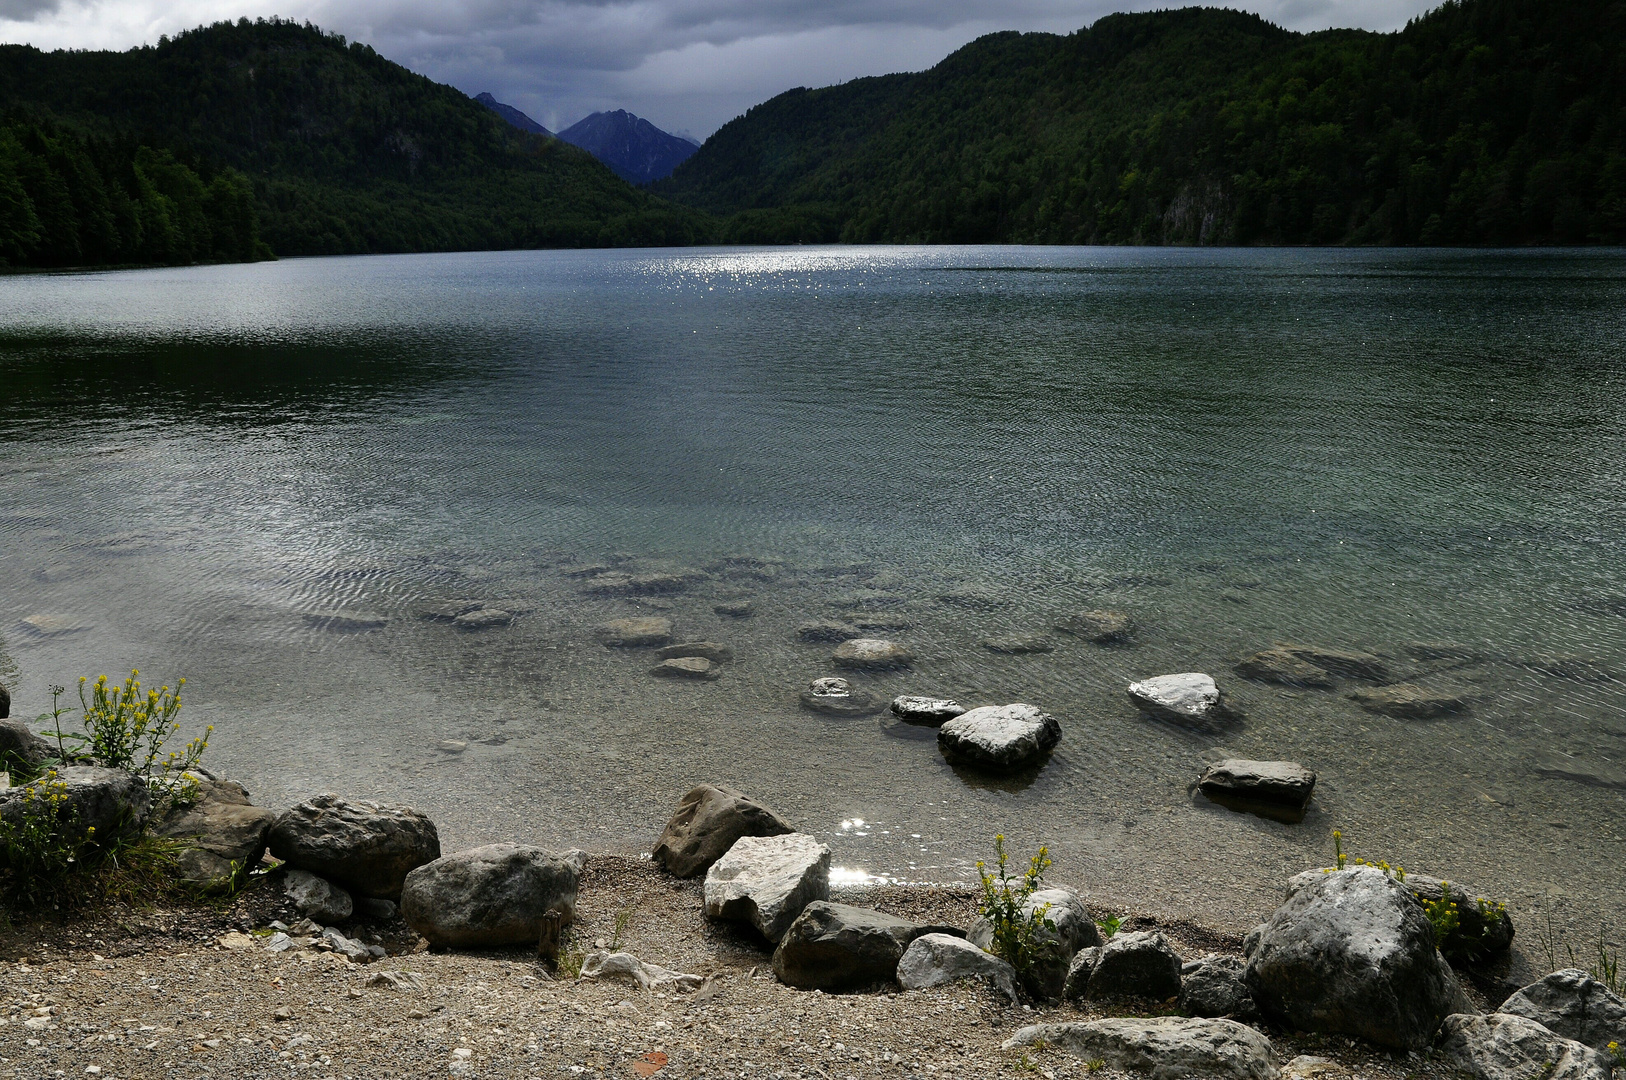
1, 246, 1623, 946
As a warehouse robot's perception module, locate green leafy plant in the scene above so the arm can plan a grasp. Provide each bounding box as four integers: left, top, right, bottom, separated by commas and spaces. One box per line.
40, 672, 212, 794
976, 834, 1056, 980
0, 770, 100, 908
1096, 915, 1123, 939
610, 907, 634, 951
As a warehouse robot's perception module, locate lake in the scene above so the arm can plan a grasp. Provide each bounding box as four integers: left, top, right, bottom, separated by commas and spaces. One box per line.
1, 246, 1623, 943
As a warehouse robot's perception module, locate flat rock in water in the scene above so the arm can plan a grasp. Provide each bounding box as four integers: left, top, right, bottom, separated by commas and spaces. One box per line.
889, 695, 965, 726
1055, 609, 1134, 643
771, 901, 925, 990
1347, 683, 1467, 719
151, 778, 276, 894
799, 678, 882, 716
650, 656, 720, 680
594, 617, 674, 647
268, 793, 441, 901
650, 784, 792, 878
416, 600, 483, 621
1246, 866, 1472, 1049
713, 600, 754, 618
400, 843, 581, 948
1003, 1018, 1279, 1080
1198, 759, 1317, 820
302, 611, 388, 632
896, 933, 1017, 1001
656, 641, 734, 664
1437, 1012, 1612, 1080
452, 608, 512, 631
981, 633, 1055, 654
937, 703, 1061, 772
1086, 930, 1183, 1001
795, 620, 862, 643
1235, 648, 1336, 688
17, 614, 91, 637
1518, 655, 1616, 682
1127, 673, 1237, 730
831, 638, 914, 670
1277, 644, 1389, 682
703, 833, 830, 943
1500, 970, 1626, 1051
1181, 956, 1260, 1020
284, 868, 353, 923
1531, 755, 1626, 790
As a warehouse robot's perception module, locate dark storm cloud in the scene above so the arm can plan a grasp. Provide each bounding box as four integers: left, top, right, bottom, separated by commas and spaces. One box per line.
0, 0, 59, 19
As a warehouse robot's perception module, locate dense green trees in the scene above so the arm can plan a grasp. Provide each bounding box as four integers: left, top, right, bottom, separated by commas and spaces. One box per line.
661, 0, 1626, 245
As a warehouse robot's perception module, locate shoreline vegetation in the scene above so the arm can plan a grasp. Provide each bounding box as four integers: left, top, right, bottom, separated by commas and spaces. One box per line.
0, 671, 1622, 1077
2, 0, 1623, 272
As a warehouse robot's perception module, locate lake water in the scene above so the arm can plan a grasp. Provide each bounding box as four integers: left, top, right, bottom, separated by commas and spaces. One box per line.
2, 246, 1623, 949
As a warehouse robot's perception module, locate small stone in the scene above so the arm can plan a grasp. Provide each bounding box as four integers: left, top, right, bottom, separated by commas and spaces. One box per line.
284, 869, 353, 923
594, 618, 674, 647
1347, 683, 1467, 719
302, 611, 388, 632
713, 600, 754, 618
831, 638, 914, 670
889, 696, 965, 726
452, 609, 513, 631
1127, 673, 1238, 730
980, 634, 1054, 654
357, 897, 398, 920
800, 678, 882, 716
796, 621, 862, 643
651, 656, 720, 680
435, 740, 468, 754
1054, 610, 1134, 644
656, 642, 734, 664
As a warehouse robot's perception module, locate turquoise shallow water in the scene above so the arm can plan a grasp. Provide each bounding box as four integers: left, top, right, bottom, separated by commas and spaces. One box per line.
0, 246, 1623, 947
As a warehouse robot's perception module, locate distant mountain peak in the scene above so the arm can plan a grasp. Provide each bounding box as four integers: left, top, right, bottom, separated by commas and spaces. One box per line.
474, 92, 552, 138
557, 110, 699, 186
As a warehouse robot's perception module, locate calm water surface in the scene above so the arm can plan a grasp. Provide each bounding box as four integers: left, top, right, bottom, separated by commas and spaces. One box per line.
1, 246, 1623, 945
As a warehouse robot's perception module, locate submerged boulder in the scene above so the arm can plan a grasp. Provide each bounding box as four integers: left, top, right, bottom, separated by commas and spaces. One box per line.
831, 638, 914, 670
650, 784, 792, 878
650, 656, 720, 680
799, 678, 883, 716
1198, 759, 1317, 820
1347, 683, 1468, 719
1235, 648, 1336, 689
1127, 673, 1238, 730
1054, 610, 1134, 644
593, 617, 674, 647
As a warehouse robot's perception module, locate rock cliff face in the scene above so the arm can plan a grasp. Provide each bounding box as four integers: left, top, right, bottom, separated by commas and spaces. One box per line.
558, 110, 699, 185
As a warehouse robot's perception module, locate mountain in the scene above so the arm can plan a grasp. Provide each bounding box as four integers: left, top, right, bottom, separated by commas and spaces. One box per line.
660, 0, 1626, 245
558, 110, 700, 185
475, 92, 553, 137
0, 19, 709, 267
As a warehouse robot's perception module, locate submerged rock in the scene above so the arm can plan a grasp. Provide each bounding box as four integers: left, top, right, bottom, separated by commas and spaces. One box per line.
795, 620, 862, 643
593, 617, 674, 647
416, 600, 484, 621
1531, 755, 1626, 790
1198, 759, 1317, 820
650, 784, 792, 878
800, 677, 883, 715
1127, 673, 1238, 729
650, 656, 720, 680
889, 695, 966, 726
1054, 609, 1134, 644
831, 638, 914, 670
657, 641, 734, 664
1347, 683, 1467, 719
1003, 1018, 1279, 1080
18, 614, 92, 637
703, 833, 830, 943
1277, 644, 1389, 682
1235, 648, 1336, 688
937, 704, 1061, 772
713, 600, 754, 618
981, 633, 1055, 654
452, 608, 513, 631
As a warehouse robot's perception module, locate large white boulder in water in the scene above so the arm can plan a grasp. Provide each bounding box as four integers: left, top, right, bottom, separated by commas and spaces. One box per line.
1127, 672, 1237, 729
1245, 866, 1473, 1049
1003, 1017, 1279, 1080
937, 703, 1061, 771
704, 833, 829, 942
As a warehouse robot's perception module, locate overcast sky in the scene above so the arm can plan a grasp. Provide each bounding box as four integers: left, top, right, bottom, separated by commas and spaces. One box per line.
2, 0, 1441, 139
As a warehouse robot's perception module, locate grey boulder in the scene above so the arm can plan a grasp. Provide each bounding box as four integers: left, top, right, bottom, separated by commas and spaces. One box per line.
896, 933, 1017, 1002
284, 868, 353, 923
771, 902, 925, 990
267, 793, 440, 900
703, 833, 830, 943
1277, 643, 1390, 682
1181, 956, 1260, 1020
1128, 673, 1238, 730
0, 765, 151, 843
889, 696, 966, 726
151, 778, 276, 893
1003, 1018, 1279, 1080
0, 718, 51, 770
1198, 759, 1317, 820
1438, 1012, 1612, 1080
831, 638, 914, 670
1500, 969, 1626, 1052
400, 843, 581, 948
937, 704, 1061, 772
1087, 930, 1183, 1001
1246, 866, 1473, 1049
650, 784, 792, 878
650, 656, 720, 680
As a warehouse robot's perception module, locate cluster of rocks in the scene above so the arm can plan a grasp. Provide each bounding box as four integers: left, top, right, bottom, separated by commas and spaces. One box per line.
1235, 641, 1470, 719
590, 616, 736, 681
416, 599, 527, 631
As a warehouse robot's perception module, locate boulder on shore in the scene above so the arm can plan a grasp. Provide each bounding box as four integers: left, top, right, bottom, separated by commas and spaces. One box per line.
650, 784, 792, 878
937, 704, 1061, 772
771, 902, 925, 990
1127, 673, 1238, 730
1086, 930, 1183, 1001
400, 843, 581, 948
268, 793, 441, 901
703, 833, 829, 942
968, 887, 1099, 1000
889, 696, 965, 726
151, 778, 276, 893
1499, 969, 1626, 1052
0, 718, 52, 770
1181, 956, 1260, 1020
1437, 1012, 1612, 1080
831, 638, 914, 670
896, 933, 1017, 1001
1002, 1018, 1279, 1080
1246, 866, 1473, 1049
284, 868, 353, 923
1198, 759, 1317, 820
0, 765, 151, 845
0, 682, 8, 718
